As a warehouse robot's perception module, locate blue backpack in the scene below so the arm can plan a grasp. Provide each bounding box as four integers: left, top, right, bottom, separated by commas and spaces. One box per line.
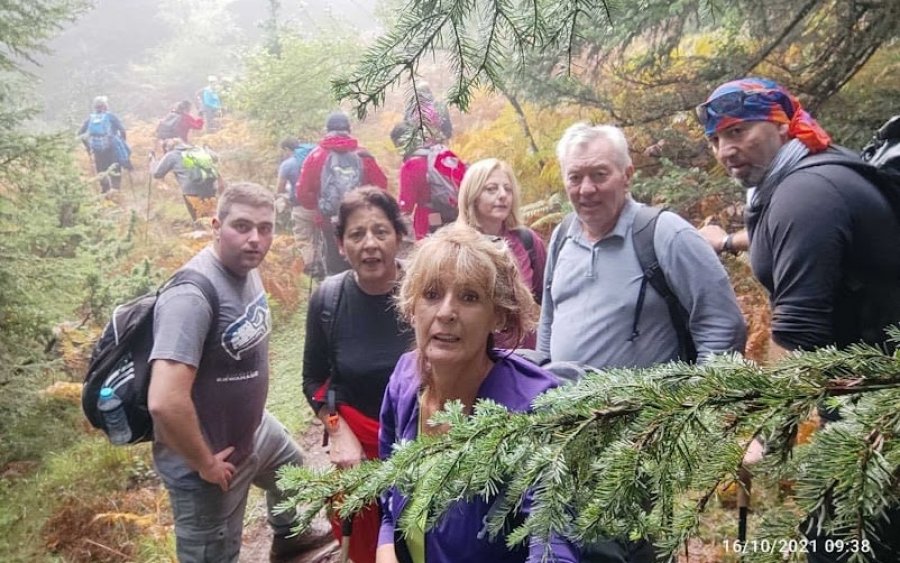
318, 149, 363, 218
87, 112, 113, 153
290, 143, 316, 206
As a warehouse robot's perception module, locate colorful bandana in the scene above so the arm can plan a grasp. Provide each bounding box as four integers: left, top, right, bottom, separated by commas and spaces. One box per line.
698, 77, 831, 152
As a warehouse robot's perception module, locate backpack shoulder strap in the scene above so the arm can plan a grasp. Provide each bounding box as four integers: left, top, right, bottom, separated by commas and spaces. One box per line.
545, 213, 576, 293
511, 226, 537, 273
318, 270, 352, 380
163, 269, 221, 342
631, 206, 696, 363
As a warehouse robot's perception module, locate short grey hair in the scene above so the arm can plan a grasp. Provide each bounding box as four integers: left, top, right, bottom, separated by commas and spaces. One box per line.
556, 122, 632, 172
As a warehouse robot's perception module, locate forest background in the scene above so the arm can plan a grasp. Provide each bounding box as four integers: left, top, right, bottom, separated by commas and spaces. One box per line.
1, 0, 898, 561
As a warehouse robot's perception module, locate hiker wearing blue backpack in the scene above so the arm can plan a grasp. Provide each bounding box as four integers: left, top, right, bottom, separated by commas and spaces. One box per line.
77, 96, 132, 193
537, 122, 747, 562
295, 112, 388, 278
196, 75, 223, 132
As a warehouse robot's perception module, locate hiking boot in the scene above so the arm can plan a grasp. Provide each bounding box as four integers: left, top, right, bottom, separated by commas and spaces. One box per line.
269, 529, 334, 563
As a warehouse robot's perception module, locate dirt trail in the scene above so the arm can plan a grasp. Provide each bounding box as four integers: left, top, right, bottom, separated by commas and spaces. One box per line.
239, 419, 341, 563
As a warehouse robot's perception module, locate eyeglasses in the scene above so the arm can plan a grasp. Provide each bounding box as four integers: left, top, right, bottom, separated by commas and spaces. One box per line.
696, 88, 797, 129
695, 90, 781, 128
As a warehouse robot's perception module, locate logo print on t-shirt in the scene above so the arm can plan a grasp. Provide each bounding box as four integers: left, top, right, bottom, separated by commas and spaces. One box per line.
222, 292, 271, 360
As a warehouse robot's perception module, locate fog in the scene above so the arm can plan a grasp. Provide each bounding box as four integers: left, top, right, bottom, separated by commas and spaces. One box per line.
31, 0, 381, 128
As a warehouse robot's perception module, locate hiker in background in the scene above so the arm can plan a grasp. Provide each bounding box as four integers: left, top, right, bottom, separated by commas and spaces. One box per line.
377, 224, 578, 563
77, 96, 132, 193
403, 82, 453, 142
538, 124, 746, 563
156, 100, 204, 145
698, 78, 900, 562
456, 158, 546, 349
277, 138, 318, 267
196, 75, 223, 133
295, 112, 387, 278
152, 138, 224, 225
394, 124, 466, 240
302, 188, 412, 563
147, 183, 333, 563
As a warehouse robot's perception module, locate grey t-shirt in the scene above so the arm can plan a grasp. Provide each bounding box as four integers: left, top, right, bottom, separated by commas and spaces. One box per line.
150, 247, 272, 487
153, 147, 217, 197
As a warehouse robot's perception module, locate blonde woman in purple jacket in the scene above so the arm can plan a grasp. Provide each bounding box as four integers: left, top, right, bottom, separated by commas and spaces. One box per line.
376, 225, 577, 563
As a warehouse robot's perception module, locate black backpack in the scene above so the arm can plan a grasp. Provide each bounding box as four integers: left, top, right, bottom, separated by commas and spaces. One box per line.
510, 226, 541, 305
789, 115, 900, 222
82, 269, 219, 445
155, 111, 182, 140
780, 116, 900, 348
546, 206, 697, 363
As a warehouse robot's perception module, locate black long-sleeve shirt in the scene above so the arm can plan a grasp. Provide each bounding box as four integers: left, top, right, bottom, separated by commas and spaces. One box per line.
747, 155, 900, 350
302, 273, 412, 420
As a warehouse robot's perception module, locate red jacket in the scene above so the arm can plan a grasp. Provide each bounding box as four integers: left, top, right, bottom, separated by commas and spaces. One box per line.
295, 134, 388, 210
398, 152, 466, 240
398, 155, 432, 240
175, 112, 204, 142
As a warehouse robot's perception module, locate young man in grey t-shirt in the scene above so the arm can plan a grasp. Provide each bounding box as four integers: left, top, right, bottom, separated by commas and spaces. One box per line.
147, 183, 331, 562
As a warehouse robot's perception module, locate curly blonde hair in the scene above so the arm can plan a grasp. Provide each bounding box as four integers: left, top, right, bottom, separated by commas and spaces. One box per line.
397, 224, 537, 377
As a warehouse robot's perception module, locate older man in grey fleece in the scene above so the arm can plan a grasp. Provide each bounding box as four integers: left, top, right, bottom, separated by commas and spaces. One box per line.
539, 122, 746, 370
537, 122, 746, 561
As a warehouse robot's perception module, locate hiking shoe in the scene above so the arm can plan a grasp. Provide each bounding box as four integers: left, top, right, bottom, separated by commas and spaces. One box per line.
269, 529, 334, 563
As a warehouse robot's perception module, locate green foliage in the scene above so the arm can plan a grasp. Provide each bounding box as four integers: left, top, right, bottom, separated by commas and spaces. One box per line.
266, 300, 315, 435
334, 0, 898, 144
231, 32, 362, 140
129, 0, 243, 111
279, 343, 900, 560
0, 0, 90, 72
631, 158, 740, 215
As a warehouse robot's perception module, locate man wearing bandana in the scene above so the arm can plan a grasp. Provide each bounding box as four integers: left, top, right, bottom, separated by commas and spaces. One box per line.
698, 77, 900, 562
699, 77, 900, 355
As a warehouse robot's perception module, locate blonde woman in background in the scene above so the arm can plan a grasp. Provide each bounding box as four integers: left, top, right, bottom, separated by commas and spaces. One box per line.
457, 158, 546, 349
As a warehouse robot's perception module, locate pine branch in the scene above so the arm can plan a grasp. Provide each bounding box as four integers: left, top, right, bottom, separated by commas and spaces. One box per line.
279, 344, 900, 558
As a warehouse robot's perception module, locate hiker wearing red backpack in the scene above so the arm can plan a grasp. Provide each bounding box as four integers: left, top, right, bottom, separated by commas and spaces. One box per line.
294, 112, 387, 278
155, 100, 204, 144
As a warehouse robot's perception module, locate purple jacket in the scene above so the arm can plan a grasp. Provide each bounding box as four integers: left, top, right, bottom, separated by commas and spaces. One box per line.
378, 351, 579, 563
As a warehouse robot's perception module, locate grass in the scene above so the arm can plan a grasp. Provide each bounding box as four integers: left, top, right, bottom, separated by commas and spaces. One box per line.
266, 295, 315, 435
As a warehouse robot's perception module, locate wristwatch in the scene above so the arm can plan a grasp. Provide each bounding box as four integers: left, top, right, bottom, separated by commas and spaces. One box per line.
722, 233, 736, 255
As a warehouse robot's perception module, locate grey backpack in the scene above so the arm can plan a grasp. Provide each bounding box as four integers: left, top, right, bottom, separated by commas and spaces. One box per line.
318, 150, 363, 217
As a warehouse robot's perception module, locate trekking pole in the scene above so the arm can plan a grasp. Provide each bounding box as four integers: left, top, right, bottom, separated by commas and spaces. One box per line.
737, 466, 752, 543
339, 517, 352, 563
145, 151, 155, 243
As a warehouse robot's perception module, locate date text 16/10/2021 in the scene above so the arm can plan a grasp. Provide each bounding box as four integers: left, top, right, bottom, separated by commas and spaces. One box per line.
723, 538, 872, 555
